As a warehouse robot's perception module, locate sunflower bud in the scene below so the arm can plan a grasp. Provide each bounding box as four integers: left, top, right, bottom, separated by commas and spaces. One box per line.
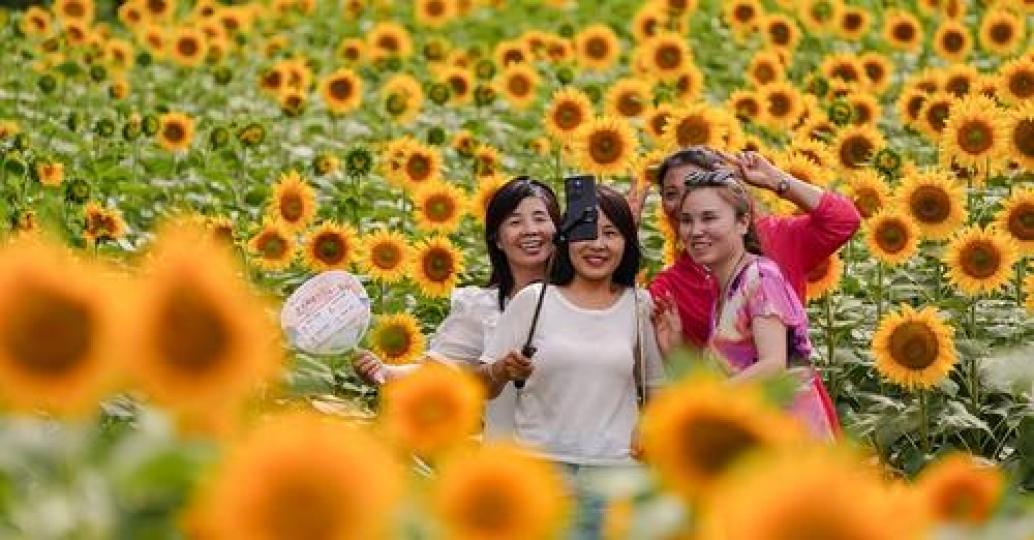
345, 146, 373, 177
805, 75, 829, 98
423, 40, 446, 62
384, 56, 402, 71
89, 64, 107, 83
213, 66, 233, 85
66, 111, 85, 132
873, 148, 902, 178
556, 66, 575, 85
312, 152, 339, 176
558, 23, 575, 38
828, 99, 853, 126
94, 118, 115, 138
474, 59, 495, 80
426, 126, 446, 145
123, 118, 141, 141
141, 114, 159, 136
65, 178, 91, 204
238, 122, 265, 147
11, 133, 29, 151
37, 74, 57, 94
474, 84, 496, 107
428, 82, 451, 105
210, 126, 230, 149
4, 156, 26, 176
583, 84, 602, 104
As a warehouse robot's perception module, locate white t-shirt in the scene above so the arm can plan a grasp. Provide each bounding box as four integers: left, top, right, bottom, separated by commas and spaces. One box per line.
425, 286, 516, 440
482, 283, 665, 466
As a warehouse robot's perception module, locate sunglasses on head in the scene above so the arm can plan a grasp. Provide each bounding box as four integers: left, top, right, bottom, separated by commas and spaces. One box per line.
683, 168, 738, 187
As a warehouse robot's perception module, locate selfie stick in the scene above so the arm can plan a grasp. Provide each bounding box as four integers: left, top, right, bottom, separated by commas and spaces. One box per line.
514, 206, 598, 389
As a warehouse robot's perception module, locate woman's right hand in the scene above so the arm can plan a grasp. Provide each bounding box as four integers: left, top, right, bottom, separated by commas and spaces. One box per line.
353, 350, 387, 385
491, 349, 534, 383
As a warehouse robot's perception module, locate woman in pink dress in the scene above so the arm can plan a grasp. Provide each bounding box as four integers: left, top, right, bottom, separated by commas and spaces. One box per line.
655, 163, 837, 439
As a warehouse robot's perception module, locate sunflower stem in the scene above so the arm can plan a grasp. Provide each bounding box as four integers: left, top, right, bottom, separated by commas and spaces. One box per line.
875, 261, 884, 322
918, 390, 931, 456
969, 298, 981, 413
824, 292, 837, 401
1017, 257, 1027, 307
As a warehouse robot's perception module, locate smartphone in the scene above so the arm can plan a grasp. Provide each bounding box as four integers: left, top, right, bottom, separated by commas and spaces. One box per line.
563, 174, 598, 243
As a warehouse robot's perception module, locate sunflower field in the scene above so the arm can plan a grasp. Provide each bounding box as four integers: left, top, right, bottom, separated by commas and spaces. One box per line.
1, 0, 1034, 537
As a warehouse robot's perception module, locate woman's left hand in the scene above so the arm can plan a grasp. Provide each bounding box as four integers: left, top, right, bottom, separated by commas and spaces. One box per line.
718, 150, 785, 191
652, 292, 683, 359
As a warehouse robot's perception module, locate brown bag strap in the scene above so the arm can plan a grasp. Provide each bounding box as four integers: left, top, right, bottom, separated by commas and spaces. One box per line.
632, 287, 645, 411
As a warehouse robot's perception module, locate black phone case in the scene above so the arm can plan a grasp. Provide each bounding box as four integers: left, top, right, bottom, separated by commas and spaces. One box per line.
564, 175, 597, 242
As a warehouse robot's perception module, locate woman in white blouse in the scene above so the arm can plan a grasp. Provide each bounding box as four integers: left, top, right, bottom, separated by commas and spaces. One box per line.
482, 185, 665, 539
353, 177, 561, 438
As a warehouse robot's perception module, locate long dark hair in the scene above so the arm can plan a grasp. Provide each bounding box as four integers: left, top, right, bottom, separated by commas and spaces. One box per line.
654, 145, 724, 188
552, 184, 641, 287
485, 177, 562, 310
679, 170, 764, 255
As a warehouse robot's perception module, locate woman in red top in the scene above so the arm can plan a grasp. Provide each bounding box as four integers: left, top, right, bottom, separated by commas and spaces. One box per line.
636, 147, 860, 434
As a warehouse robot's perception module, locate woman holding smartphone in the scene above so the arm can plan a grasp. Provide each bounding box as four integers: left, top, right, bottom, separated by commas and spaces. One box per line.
482, 185, 665, 538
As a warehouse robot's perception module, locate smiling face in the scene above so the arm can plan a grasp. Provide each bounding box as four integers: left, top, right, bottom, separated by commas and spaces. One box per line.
661, 162, 708, 227
496, 196, 556, 273
569, 208, 625, 283
678, 187, 749, 269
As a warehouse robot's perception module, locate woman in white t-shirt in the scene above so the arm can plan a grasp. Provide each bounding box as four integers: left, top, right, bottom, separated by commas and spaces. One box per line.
482, 185, 665, 539
353, 177, 561, 439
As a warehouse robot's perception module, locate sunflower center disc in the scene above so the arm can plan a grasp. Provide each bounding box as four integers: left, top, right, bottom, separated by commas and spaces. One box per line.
889, 321, 939, 370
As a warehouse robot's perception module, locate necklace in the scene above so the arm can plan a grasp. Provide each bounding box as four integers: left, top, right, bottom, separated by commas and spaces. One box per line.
716, 250, 750, 318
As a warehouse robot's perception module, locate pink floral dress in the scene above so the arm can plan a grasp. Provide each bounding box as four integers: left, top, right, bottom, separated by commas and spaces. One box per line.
709, 256, 839, 440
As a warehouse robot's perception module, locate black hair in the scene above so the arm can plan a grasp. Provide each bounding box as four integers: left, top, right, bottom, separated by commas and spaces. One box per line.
679, 170, 764, 256
485, 176, 562, 310
653, 145, 724, 188
551, 184, 641, 287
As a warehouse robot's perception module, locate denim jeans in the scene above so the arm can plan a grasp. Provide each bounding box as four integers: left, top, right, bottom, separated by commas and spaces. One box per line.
556, 462, 613, 540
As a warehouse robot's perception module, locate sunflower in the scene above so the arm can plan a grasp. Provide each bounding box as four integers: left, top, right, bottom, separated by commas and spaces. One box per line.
762, 13, 800, 50
157, 111, 195, 152
36, 161, 64, 187
199, 412, 403, 540
604, 78, 652, 119
897, 88, 928, 128
438, 66, 473, 106
940, 94, 1008, 174
997, 57, 1034, 106
103, 38, 134, 72
671, 64, 706, 104
915, 91, 955, 141
979, 9, 1024, 57
757, 81, 803, 130
410, 236, 464, 299
628, 149, 668, 190
1005, 102, 1034, 170
473, 145, 502, 179
450, 129, 477, 157
62, 19, 91, 46
169, 26, 207, 67
820, 53, 864, 87
53, 0, 94, 23
859, 52, 893, 94
301, 222, 357, 272
401, 143, 443, 188
931, 20, 972, 63
493, 39, 530, 68
845, 170, 889, 219
367, 21, 412, 60
381, 362, 483, 455
832, 124, 884, 172
872, 303, 957, 390
697, 448, 910, 540
864, 210, 920, 266
497, 63, 539, 110
846, 92, 881, 126
639, 103, 672, 143
575, 24, 620, 71
83, 202, 127, 245
917, 453, 1004, 526
630, 2, 665, 42
726, 90, 761, 124
336, 37, 365, 64
381, 73, 424, 124
471, 175, 506, 224
836, 5, 869, 40
413, 181, 467, 234
775, 151, 833, 187
0, 239, 120, 416
318, 68, 362, 115
131, 224, 281, 418
723, 0, 763, 35
895, 169, 965, 241
797, 0, 842, 34
140, 0, 174, 21
945, 225, 1018, 296
638, 31, 690, 82
248, 221, 295, 271
415, 0, 454, 27
281, 57, 313, 91
881, 9, 922, 51
660, 103, 726, 152
433, 443, 569, 540
565, 115, 635, 175
943, 63, 977, 98
359, 229, 409, 283
806, 252, 843, 302
370, 313, 426, 365
21, 6, 54, 37
747, 50, 785, 87
640, 374, 804, 501
268, 170, 317, 232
